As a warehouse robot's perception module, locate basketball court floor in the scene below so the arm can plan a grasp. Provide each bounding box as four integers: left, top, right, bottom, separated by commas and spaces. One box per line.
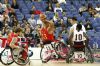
0, 60, 100, 66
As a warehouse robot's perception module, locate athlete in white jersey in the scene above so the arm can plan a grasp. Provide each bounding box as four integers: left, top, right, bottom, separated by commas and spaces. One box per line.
68, 17, 86, 41
69, 23, 88, 46
68, 24, 92, 54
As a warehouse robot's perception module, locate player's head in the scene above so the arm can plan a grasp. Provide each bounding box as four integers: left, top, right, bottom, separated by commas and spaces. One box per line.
76, 23, 82, 31
14, 28, 23, 36
69, 17, 77, 25
40, 14, 46, 22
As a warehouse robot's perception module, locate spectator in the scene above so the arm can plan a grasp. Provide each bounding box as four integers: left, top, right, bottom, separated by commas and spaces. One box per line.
51, 0, 58, 4
0, 3, 5, 14
30, 6, 35, 14
21, 17, 28, 28
57, 0, 66, 4
95, 4, 100, 12
30, 6, 42, 15
28, 14, 37, 29
16, 23, 21, 28
3, 0, 9, 5
54, 3, 63, 13
84, 20, 93, 30
46, 2, 53, 12
87, 3, 100, 18
53, 12, 63, 27
11, 0, 19, 9
6, 4, 15, 17
62, 12, 67, 24
87, 3, 94, 10
79, 4, 87, 16
37, 18, 43, 27
11, 15, 18, 27
2, 25, 10, 36
2, 11, 10, 22
24, 23, 31, 38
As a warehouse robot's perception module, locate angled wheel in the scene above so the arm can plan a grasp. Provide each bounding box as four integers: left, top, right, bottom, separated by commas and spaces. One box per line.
40, 45, 51, 63
85, 47, 94, 63
12, 48, 30, 65
54, 42, 69, 59
0, 48, 14, 65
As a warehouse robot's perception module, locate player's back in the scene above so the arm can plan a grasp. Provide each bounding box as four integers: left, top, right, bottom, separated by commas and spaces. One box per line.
73, 29, 84, 42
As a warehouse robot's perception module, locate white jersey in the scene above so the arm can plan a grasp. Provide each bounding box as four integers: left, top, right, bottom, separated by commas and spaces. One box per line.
70, 23, 86, 33
72, 30, 84, 42
69, 23, 86, 40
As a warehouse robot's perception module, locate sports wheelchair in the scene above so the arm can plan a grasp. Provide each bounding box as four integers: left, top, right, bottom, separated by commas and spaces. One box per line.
40, 40, 69, 63
66, 41, 94, 63
0, 43, 30, 65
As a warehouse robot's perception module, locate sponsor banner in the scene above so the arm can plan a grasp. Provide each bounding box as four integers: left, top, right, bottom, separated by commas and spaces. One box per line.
28, 47, 41, 59
0, 37, 28, 48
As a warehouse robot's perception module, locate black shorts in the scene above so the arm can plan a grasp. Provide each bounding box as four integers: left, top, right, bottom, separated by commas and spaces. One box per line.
73, 41, 85, 51
43, 40, 53, 45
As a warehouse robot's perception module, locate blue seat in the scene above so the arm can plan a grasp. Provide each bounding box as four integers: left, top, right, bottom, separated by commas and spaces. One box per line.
25, 14, 31, 20
92, 23, 100, 28
87, 30, 95, 37
16, 14, 24, 21
82, 12, 90, 18
77, 16, 85, 22
95, 18, 100, 23
95, 27, 100, 32
94, 32, 100, 37
96, 39, 100, 49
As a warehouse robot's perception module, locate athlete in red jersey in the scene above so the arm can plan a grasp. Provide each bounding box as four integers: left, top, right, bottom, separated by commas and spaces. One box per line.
39, 14, 56, 63
7, 28, 28, 62
39, 14, 55, 44
7, 28, 22, 49
40, 27, 54, 44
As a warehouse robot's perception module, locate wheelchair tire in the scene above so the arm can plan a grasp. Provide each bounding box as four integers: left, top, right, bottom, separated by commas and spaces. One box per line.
85, 47, 94, 63
0, 48, 14, 65
66, 56, 70, 63
11, 48, 30, 65
54, 42, 68, 59
40, 47, 51, 63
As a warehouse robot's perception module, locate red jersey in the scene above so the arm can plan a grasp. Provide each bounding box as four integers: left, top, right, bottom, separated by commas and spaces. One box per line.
7, 32, 18, 46
40, 28, 54, 41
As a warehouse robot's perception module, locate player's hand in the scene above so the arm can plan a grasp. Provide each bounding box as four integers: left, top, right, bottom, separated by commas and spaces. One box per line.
68, 45, 70, 48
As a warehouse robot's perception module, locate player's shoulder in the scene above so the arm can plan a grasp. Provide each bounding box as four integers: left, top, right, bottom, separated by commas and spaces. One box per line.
48, 20, 54, 25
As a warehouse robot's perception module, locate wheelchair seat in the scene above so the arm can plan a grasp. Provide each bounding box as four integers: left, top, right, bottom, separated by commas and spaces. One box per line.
73, 41, 85, 51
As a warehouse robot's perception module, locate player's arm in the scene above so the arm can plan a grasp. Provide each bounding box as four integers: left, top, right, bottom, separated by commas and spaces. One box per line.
47, 21, 55, 34
82, 25, 86, 33
10, 37, 19, 49
83, 32, 89, 46
68, 27, 74, 38
83, 32, 89, 41
68, 32, 74, 46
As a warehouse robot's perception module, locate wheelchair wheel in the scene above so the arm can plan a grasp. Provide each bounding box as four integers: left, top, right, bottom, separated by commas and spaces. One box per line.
40, 45, 51, 63
66, 47, 74, 63
54, 42, 68, 59
12, 48, 30, 65
0, 48, 14, 65
85, 47, 94, 63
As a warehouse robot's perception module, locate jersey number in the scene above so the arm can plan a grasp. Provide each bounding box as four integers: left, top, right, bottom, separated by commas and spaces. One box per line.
75, 34, 82, 40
